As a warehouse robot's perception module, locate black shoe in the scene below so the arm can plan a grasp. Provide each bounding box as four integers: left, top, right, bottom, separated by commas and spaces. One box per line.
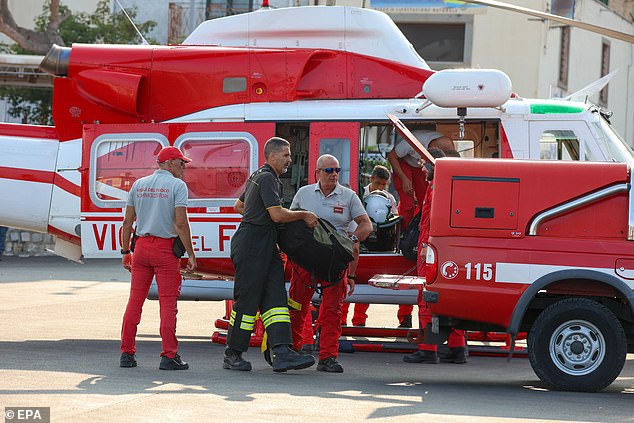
442, 347, 467, 364
223, 348, 252, 371
403, 350, 439, 364
120, 352, 137, 368
398, 315, 413, 328
272, 345, 315, 372
316, 356, 344, 373
159, 354, 189, 370
300, 345, 315, 354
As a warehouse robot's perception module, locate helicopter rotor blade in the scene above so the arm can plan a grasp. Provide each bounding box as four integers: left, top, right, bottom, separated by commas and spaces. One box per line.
461, 0, 634, 44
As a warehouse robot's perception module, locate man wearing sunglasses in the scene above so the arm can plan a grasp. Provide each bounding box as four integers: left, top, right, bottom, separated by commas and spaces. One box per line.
288, 154, 373, 373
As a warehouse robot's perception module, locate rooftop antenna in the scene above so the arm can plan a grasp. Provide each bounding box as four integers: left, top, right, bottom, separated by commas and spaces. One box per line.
114, 0, 149, 45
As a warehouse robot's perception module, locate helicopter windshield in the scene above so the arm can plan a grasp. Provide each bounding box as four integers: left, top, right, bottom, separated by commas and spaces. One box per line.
592, 116, 634, 167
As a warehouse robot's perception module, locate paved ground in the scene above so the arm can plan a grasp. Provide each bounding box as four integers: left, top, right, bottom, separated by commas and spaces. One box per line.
0, 256, 632, 422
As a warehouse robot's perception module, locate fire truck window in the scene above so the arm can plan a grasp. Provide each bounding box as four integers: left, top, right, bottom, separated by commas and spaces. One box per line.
539, 130, 579, 161
320, 138, 351, 187
94, 140, 163, 201
180, 138, 251, 199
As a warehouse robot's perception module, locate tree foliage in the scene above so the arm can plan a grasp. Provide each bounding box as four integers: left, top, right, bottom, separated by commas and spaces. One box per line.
0, 0, 156, 124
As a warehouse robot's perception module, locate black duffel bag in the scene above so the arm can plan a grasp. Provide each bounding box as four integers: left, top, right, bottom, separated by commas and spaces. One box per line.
277, 217, 354, 285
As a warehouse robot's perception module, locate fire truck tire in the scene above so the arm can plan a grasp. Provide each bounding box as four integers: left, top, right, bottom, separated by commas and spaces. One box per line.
528, 297, 627, 392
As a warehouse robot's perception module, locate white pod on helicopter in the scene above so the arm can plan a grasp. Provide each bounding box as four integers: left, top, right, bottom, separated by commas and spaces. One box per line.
423, 69, 512, 108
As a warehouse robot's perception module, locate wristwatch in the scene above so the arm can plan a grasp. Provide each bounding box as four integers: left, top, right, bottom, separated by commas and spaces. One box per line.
349, 234, 359, 243
120, 249, 131, 255
348, 275, 356, 280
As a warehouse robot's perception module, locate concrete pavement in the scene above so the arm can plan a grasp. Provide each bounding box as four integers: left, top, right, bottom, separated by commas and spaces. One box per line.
0, 256, 632, 422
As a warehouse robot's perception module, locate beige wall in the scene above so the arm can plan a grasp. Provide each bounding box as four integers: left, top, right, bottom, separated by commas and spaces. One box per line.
470, 0, 546, 99
468, 0, 634, 144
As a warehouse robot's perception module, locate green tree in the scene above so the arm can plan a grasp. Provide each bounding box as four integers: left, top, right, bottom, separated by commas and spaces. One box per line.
0, 0, 156, 124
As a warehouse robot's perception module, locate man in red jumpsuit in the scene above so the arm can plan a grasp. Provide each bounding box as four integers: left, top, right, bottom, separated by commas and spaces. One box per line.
288, 154, 373, 372
402, 148, 467, 364
388, 131, 456, 328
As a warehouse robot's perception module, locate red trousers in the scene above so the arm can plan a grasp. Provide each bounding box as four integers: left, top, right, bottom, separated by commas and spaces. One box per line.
397, 304, 414, 323
341, 302, 369, 326
415, 232, 465, 351
289, 264, 346, 360
393, 160, 428, 231
416, 294, 465, 351
341, 303, 413, 326
121, 236, 182, 358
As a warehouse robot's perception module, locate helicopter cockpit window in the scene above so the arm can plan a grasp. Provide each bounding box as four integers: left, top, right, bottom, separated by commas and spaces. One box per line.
592, 119, 634, 167
539, 130, 580, 161
90, 136, 168, 208
176, 132, 258, 206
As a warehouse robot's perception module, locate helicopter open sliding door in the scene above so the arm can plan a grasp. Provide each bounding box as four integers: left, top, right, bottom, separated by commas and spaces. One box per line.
80, 122, 275, 258
309, 122, 360, 189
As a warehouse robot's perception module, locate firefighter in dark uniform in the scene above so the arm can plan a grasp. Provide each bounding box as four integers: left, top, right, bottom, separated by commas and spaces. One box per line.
224, 137, 319, 372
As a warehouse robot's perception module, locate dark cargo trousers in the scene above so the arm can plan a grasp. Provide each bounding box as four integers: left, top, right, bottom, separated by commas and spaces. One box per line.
227, 223, 292, 352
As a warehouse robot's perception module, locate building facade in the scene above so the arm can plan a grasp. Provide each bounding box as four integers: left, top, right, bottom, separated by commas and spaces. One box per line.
2, 0, 633, 144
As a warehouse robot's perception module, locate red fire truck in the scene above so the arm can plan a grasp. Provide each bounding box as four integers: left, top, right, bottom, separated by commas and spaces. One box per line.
422, 157, 634, 392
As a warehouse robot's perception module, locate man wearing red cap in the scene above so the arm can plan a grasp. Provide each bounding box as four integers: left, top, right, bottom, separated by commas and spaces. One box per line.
119, 146, 197, 370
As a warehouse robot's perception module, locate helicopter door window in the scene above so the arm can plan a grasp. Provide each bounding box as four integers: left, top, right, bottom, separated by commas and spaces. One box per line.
319, 138, 351, 187
90, 135, 168, 208
538, 130, 580, 161
176, 132, 258, 207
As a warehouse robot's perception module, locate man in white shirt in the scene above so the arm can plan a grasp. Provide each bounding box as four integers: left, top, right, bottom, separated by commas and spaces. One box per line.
387, 130, 455, 328
288, 154, 372, 373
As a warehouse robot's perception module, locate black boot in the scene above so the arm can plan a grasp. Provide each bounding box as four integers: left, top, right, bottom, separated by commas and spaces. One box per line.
159, 353, 189, 370
403, 350, 439, 364
398, 314, 413, 328
442, 347, 467, 364
316, 356, 344, 373
119, 352, 137, 368
271, 345, 315, 372
223, 348, 252, 371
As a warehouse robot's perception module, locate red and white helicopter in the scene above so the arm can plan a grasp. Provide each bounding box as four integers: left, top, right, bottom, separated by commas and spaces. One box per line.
1, 3, 633, 307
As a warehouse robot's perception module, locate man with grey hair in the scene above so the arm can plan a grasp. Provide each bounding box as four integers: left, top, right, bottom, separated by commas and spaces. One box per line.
288, 154, 373, 373
226, 137, 318, 372
120, 146, 196, 371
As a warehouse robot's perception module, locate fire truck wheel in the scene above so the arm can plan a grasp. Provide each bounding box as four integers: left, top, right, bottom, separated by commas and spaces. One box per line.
528, 297, 627, 392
